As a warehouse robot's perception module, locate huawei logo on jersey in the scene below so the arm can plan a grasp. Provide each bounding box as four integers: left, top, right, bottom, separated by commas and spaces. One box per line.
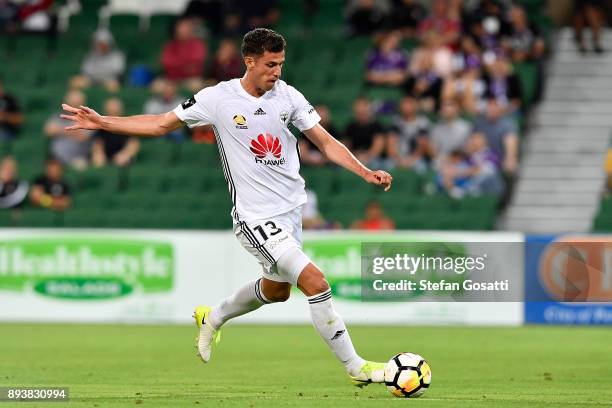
250, 133, 285, 165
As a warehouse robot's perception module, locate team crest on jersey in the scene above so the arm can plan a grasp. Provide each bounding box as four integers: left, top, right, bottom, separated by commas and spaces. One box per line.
233, 114, 248, 129
250, 133, 285, 166
280, 111, 289, 123
181, 96, 196, 110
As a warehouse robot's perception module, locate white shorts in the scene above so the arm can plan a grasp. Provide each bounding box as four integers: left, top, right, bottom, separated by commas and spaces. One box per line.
233, 206, 310, 285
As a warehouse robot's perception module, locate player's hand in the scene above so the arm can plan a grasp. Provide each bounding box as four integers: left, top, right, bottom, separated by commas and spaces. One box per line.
61, 104, 103, 131
365, 170, 393, 192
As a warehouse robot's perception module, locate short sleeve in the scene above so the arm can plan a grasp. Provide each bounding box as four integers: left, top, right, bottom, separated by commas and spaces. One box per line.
173, 87, 217, 128
288, 85, 320, 132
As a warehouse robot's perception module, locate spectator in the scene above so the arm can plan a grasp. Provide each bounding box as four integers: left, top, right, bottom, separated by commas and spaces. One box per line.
143, 80, 186, 142
209, 38, 243, 83
365, 30, 409, 87
417, 0, 461, 49
343, 97, 386, 166
466, 0, 511, 52
473, 98, 518, 175
302, 189, 341, 230
346, 0, 390, 36
70, 29, 125, 93
482, 52, 522, 113
45, 90, 92, 171
430, 99, 471, 159
0, 1, 18, 34
161, 18, 207, 92
504, 5, 545, 63
30, 158, 71, 211
224, 0, 280, 35
574, 0, 605, 53
442, 35, 486, 114
92, 98, 140, 168
464, 131, 504, 195
410, 31, 454, 78
351, 200, 395, 230
391, 0, 427, 37
299, 104, 337, 166
403, 49, 443, 112
436, 149, 472, 198
182, 0, 225, 35
387, 95, 433, 170
0, 156, 28, 209
437, 133, 503, 198
0, 78, 23, 141
1, 0, 58, 53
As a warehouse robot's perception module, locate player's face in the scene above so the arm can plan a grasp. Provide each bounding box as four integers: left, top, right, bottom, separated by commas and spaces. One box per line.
250, 51, 285, 92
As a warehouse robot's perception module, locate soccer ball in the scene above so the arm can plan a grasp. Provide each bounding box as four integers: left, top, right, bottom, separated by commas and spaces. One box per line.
384, 352, 432, 398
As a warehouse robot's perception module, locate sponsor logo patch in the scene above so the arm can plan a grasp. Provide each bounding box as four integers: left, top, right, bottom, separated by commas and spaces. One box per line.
233, 114, 248, 129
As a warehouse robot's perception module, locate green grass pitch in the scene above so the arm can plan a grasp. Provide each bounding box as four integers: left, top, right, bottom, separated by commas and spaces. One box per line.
1, 324, 611, 407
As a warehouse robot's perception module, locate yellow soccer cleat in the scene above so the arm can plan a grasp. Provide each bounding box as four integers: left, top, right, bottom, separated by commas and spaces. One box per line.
349, 361, 386, 388
193, 305, 221, 363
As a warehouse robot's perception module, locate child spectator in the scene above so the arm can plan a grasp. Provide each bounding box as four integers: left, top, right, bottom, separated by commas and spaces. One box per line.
70, 29, 125, 93
0, 78, 23, 141
45, 90, 92, 171
365, 30, 409, 87
92, 98, 140, 168
0, 156, 28, 209
30, 158, 71, 211
343, 97, 386, 167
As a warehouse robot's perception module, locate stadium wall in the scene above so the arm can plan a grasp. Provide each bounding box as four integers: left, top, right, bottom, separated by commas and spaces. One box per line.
0, 229, 524, 326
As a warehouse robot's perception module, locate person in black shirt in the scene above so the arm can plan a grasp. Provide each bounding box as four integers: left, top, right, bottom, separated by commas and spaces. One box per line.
31, 158, 71, 211
91, 98, 140, 167
0, 78, 23, 141
343, 97, 386, 166
483, 53, 522, 113
0, 156, 28, 209
391, 0, 427, 37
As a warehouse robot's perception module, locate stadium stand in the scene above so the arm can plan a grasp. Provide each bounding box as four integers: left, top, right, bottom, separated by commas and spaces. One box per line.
0, 0, 551, 231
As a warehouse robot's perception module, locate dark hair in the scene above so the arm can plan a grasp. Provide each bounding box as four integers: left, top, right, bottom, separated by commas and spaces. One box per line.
241, 28, 286, 57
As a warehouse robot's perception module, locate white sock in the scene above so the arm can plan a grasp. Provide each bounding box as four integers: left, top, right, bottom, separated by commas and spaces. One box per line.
208, 279, 270, 329
307, 289, 365, 376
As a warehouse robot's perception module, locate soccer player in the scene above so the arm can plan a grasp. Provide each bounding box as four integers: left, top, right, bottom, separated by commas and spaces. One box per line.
61, 28, 393, 387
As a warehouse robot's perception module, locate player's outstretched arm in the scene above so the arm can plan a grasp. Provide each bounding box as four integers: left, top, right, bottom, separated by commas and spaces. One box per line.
61, 104, 183, 137
303, 124, 392, 191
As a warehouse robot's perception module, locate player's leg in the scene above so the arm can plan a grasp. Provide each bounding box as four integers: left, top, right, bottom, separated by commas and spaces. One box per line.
209, 278, 290, 329
195, 278, 289, 363
276, 249, 385, 386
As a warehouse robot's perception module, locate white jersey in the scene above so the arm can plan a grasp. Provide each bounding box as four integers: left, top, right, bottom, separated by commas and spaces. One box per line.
173, 78, 321, 222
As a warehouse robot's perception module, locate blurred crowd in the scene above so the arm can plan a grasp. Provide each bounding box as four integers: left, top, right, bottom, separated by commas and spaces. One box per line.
0, 0, 559, 230
298, 0, 552, 208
